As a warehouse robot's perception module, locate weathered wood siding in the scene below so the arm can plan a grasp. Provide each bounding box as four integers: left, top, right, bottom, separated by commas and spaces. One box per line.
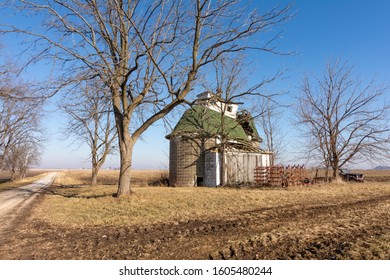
226, 152, 271, 184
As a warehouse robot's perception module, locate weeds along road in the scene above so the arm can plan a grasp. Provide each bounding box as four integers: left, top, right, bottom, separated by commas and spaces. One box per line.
0, 173, 57, 233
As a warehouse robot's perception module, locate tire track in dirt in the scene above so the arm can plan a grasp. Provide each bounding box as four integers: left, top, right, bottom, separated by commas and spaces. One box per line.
0, 193, 389, 259
146, 194, 390, 259
209, 196, 390, 260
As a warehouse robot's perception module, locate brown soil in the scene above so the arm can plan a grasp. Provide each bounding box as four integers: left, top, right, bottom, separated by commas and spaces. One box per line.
0, 190, 389, 260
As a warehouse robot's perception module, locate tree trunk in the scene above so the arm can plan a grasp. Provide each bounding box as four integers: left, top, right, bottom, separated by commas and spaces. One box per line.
325, 167, 329, 183
112, 88, 135, 197
220, 147, 227, 186
91, 166, 98, 187
332, 156, 339, 180
332, 167, 340, 181
270, 154, 275, 167
10, 168, 16, 181
19, 168, 26, 180
117, 143, 133, 196
115, 113, 134, 196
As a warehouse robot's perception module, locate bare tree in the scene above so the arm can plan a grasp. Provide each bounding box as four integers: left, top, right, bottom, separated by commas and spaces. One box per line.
2, 0, 292, 196
257, 97, 285, 165
199, 56, 274, 185
60, 80, 117, 186
1, 92, 32, 166
296, 59, 390, 179
17, 142, 40, 179
0, 96, 43, 179
0, 99, 14, 167
0, 75, 18, 166
3, 141, 40, 180
0, 64, 43, 179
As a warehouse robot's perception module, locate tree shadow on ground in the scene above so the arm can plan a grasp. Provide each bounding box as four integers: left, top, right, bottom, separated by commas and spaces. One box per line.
0, 179, 11, 184
44, 185, 116, 199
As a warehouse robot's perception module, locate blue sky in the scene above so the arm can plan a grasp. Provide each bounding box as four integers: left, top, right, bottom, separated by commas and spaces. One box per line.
2, 1, 390, 169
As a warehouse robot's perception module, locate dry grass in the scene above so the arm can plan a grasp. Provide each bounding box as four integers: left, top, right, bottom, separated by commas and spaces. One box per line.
34, 169, 390, 228
306, 168, 390, 182
54, 169, 168, 186
355, 169, 390, 182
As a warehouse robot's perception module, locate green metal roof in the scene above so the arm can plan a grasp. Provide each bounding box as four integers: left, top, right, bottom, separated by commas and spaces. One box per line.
166, 105, 261, 141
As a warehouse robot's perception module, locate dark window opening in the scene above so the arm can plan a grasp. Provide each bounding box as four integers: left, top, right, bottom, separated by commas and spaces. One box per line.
197, 176, 204, 186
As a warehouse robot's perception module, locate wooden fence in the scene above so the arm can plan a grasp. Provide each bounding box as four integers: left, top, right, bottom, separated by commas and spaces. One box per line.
254, 165, 307, 187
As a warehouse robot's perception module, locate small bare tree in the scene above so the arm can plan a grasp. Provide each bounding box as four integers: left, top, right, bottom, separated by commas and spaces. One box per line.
257, 97, 285, 165
1, 91, 39, 164
2, 0, 292, 195
60, 80, 117, 186
0, 96, 43, 179
3, 141, 40, 180
198, 55, 280, 185
0, 64, 44, 179
296, 59, 390, 179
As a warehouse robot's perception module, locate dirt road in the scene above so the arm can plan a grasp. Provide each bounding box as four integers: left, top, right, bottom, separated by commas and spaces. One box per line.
0, 173, 57, 233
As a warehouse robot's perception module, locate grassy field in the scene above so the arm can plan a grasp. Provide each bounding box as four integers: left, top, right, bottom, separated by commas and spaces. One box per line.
30, 169, 390, 227
1, 169, 389, 259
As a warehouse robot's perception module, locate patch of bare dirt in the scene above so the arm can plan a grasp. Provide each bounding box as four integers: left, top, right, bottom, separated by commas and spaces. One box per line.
0, 192, 389, 260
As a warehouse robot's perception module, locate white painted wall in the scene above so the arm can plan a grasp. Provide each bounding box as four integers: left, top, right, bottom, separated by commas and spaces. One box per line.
197, 92, 238, 119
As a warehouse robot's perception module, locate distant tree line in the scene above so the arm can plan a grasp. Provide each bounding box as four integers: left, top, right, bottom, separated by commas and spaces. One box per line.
0, 69, 43, 180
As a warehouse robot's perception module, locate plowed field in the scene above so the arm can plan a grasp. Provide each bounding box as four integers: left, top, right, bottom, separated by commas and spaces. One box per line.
0, 170, 389, 260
